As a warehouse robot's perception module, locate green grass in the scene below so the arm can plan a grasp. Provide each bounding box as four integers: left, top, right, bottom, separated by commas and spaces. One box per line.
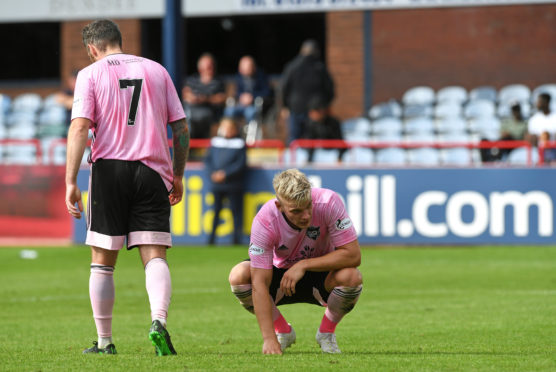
0, 245, 554, 371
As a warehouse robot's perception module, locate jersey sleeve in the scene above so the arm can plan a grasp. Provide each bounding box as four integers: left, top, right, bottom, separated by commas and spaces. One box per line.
71, 69, 96, 124
164, 69, 186, 123
325, 191, 358, 248
248, 211, 276, 270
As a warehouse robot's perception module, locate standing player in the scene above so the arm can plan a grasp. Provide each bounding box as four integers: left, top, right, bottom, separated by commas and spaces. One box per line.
65, 19, 189, 356
228, 169, 363, 354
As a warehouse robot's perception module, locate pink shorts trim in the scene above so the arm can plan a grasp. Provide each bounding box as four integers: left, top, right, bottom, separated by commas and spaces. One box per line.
86, 231, 125, 250
128, 231, 172, 248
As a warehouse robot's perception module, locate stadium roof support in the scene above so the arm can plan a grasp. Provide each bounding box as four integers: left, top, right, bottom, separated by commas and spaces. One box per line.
163, 0, 184, 99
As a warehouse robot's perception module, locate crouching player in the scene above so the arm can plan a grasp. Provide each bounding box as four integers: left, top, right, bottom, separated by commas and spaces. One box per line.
228, 169, 363, 354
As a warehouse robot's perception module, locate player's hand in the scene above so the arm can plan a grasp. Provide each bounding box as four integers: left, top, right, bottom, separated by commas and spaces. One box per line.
169, 176, 184, 205
262, 338, 282, 355
65, 183, 83, 219
280, 263, 306, 297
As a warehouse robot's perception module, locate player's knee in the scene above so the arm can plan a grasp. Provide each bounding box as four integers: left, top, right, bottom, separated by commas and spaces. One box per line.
334, 268, 363, 287
228, 261, 251, 286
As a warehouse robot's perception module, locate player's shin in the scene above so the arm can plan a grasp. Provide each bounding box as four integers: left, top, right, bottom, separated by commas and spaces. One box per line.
320, 285, 363, 333
89, 264, 115, 348
230, 284, 255, 314
145, 258, 171, 325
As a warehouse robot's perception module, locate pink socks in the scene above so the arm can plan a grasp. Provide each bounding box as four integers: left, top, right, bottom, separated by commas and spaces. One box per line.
89, 264, 115, 340
145, 258, 172, 323
319, 285, 363, 333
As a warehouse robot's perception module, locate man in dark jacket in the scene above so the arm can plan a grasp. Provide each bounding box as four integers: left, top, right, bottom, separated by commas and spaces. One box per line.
304, 97, 345, 163
205, 118, 248, 245
281, 40, 335, 144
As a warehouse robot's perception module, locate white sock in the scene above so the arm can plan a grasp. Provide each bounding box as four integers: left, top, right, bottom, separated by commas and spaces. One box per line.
98, 336, 113, 348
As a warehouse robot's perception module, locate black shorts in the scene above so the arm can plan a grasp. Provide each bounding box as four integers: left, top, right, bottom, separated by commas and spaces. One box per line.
269, 266, 331, 307
86, 159, 171, 250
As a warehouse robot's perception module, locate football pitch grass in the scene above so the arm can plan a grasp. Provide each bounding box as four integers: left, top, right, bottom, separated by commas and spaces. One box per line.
1, 245, 554, 371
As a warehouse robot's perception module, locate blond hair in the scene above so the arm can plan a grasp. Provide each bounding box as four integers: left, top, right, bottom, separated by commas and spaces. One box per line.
273, 169, 312, 205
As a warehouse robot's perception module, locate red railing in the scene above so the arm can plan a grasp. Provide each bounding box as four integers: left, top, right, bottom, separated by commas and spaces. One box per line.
288, 139, 542, 166
2, 137, 555, 166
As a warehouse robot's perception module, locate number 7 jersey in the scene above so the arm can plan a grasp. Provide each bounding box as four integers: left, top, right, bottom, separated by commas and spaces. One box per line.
71, 53, 186, 191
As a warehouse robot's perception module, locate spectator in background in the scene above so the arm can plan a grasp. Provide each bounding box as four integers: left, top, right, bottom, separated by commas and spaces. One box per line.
528, 93, 556, 163
281, 39, 335, 145
55, 69, 79, 126
183, 53, 226, 138
225, 56, 272, 125
487, 103, 529, 160
205, 117, 248, 245
304, 97, 345, 163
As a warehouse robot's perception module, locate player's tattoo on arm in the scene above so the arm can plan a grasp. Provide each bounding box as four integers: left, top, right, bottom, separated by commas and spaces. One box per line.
170, 118, 190, 177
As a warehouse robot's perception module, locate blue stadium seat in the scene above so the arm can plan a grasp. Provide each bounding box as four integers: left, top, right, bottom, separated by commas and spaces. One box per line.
403, 104, 434, 119
407, 148, 441, 166
372, 117, 403, 135
312, 149, 340, 164
404, 117, 435, 134
507, 147, 539, 165
12, 93, 42, 114
469, 86, 497, 102
436, 86, 468, 105
463, 99, 496, 119
402, 86, 435, 106
368, 100, 402, 119
498, 84, 531, 106
434, 102, 462, 119
342, 147, 374, 165
436, 117, 467, 134
441, 147, 472, 165
375, 147, 406, 165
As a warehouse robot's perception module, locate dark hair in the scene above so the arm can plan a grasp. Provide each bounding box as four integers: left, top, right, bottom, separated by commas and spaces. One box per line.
82, 19, 122, 52
539, 92, 552, 104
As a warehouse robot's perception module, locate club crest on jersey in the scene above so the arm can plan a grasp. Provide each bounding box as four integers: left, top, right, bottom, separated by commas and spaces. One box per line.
248, 244, 264, 256
335, 218, 352, 230
306, 226, 320, 240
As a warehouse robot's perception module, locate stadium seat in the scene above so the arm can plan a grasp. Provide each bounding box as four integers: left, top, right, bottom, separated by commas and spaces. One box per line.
468, 117, 500, 134
7, 123, 37, 140
407, 148, 441, 166
437, 131, 471, 144
342, 147, 374, 165
436, 86, 468, 104
7, 111, 36, 126
463, 99, 496, 119
402, 86, 435, 106
436, 117, 467, 134
404, 117, 435, 134
12, 93, 42, 114
368, 100, 402, 119
283, 147, 309, 166
0, 94, 11, 115
403, 104, 434, 118
441, 147, 472, 165
312, 149, 340, 164
469, 86, 498, 102
371, 117, 403, 134
405, 131, 436, 144
4, 143, 37, 165
375, 147, 406, 165
0, 124, 6, 140
498, 84, 531, 106
506, 147, 539, 165
342, 117, 372, 136
497, 101, 531, 119
434, 102, 462, 119
372, 131, 403, 143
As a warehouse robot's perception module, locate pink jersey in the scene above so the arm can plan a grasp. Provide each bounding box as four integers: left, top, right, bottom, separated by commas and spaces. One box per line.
71, 54, 185, 190
249, 188, 358, 269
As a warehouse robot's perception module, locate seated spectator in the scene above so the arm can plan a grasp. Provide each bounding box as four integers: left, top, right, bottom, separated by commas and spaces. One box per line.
55, 69, 78, 126
482, 103, 528, 161
528, 93, 556, 163
205, 117, 248, 245
224, 56, 272, 125
183, 53, 226, 138
303, 97, 345, 163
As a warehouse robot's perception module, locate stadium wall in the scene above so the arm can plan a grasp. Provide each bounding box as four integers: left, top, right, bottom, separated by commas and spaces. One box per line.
65, 167, 556, 245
